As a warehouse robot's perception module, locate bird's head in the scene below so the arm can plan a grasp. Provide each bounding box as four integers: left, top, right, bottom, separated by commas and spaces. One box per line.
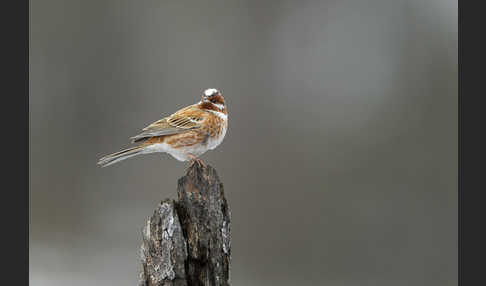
201, 88, 226, 113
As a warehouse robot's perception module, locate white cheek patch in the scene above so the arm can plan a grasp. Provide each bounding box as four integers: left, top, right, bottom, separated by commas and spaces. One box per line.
213, 103, 225, 110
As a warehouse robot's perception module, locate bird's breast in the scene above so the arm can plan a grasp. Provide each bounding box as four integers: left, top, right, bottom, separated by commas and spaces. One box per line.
205, 116, 227, 150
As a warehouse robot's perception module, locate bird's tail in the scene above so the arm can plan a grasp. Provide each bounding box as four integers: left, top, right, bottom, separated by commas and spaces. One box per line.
97, 146, 146, 167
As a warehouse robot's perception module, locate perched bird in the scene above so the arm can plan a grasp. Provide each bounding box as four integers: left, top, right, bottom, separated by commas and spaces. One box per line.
97, 88, 228, 167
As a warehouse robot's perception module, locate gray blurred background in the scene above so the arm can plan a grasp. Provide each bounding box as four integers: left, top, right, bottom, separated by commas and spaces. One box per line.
29, 0, 457, 285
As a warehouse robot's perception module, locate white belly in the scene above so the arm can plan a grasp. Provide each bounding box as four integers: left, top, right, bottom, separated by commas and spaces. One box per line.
144, 129, 227, 162
144, 143, 201, 161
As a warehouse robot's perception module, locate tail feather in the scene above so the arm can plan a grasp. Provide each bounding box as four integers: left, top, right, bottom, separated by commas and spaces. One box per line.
97, 146, 145, 167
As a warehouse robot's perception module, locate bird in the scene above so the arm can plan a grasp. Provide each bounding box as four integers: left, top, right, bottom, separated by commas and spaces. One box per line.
97, 88, 228, 167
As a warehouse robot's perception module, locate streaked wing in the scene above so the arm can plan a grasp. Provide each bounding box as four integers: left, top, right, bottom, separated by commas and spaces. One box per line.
130, 105, 204, 143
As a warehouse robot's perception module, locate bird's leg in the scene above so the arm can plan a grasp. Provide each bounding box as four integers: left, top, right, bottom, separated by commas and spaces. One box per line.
188, 153, 206, 168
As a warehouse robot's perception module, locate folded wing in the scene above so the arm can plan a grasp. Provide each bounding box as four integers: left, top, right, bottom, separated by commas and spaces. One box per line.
130, 105, 204, 143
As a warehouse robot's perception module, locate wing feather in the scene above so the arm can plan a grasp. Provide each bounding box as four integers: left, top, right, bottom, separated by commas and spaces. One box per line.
130, 105, 204, 143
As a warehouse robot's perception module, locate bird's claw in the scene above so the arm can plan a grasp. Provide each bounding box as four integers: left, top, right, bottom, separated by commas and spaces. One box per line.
188, 155, 206, 169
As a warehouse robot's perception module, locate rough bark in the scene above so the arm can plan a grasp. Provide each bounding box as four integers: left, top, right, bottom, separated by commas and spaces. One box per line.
138, 163, 231, 286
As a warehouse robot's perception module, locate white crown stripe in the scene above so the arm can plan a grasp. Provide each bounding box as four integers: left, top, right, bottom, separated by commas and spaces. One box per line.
204, 88, 219, 96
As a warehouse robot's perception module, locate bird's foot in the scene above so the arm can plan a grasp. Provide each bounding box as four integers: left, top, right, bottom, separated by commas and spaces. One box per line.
188, 154, 206, 169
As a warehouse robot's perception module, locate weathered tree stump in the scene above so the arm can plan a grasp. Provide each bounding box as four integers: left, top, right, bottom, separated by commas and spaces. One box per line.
138, 163, 231, 286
